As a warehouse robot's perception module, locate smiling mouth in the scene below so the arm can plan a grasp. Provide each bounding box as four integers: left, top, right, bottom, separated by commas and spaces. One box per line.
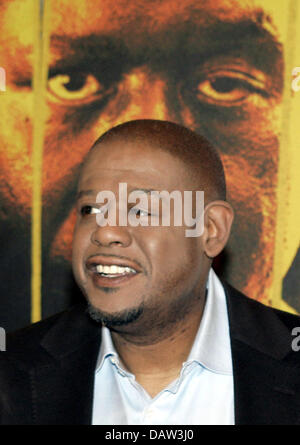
86, 258, 141, 287
95, 264, 137, 278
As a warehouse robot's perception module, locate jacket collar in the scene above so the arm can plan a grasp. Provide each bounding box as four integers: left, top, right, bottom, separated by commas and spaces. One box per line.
223, 282, 292, 360
223, 282, 300, 425
40, 303, 101, 360
32, 304, 101, 425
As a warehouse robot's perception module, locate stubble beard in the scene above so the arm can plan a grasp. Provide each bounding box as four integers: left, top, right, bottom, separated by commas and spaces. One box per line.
84, 282, 205, 346
87, 300, 145, 328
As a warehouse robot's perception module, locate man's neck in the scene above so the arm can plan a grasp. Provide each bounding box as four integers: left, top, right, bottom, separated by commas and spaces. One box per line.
110, 304, 205, 397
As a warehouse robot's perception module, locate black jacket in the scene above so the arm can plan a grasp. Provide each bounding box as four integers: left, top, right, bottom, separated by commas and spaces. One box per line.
1, 283, 300, 425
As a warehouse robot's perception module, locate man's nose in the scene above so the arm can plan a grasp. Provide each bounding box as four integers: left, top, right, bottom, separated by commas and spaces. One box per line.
91, 223, 132, 249
107, 67, 174, 122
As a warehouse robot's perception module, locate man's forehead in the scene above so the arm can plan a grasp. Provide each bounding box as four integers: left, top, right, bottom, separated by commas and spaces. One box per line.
79, 165, 192, 193
49, 0, 284, 40
80, 142, 197, 190
84, 141, 185, 174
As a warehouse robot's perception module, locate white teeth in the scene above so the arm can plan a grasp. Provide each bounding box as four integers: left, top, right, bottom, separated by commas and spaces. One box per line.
95, 264, 136, 275
110, 265, 118, 274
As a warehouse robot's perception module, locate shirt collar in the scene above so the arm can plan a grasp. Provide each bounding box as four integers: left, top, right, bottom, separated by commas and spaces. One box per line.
186, 268, 232, 375
96, 268, 232, 375
96, 323, 118, 372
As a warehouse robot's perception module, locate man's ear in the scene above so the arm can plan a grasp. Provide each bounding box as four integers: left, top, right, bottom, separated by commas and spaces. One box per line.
202, 201, 234, 259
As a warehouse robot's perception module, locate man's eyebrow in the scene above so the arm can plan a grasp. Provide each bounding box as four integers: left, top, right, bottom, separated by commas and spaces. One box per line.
49, 16, 282, 68
76, 188, 155, 199
50, 34, 122, 51
181, 19, 281, 55
129, 188, 155, 195
50, 12, 281, 51
49, 34, 130, 72
76, 190, 97, 200
169, 18, 283, 82
76, 188, 171, 201
128, 189, 180, 204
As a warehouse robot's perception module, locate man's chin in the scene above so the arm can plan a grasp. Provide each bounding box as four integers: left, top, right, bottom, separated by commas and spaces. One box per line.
86, 301, 144, 329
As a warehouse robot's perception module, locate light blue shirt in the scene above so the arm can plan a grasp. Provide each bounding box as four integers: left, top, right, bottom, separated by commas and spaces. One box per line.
92, 269, 234, 425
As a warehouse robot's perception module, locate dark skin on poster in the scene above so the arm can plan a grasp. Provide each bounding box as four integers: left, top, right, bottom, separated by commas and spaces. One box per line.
0, 0, 293, 331
72, 120, 234, 397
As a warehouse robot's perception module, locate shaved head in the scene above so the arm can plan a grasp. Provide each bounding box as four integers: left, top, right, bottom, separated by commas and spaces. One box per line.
74, 118, 234, 337
90, 119, 226, 202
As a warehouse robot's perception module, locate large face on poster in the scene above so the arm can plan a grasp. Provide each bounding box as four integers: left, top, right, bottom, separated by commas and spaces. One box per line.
0, 0, 297, 329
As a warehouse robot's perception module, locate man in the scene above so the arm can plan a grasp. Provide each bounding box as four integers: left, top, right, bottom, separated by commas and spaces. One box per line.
1, 120, 300, 425
0, 0, 298, 332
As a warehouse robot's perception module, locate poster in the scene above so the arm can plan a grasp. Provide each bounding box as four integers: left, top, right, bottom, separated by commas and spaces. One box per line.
0, 0, 299, 332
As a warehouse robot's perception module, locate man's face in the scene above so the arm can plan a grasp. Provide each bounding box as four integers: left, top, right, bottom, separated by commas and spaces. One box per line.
0, 0, 287, 314
72, 140, 208, 334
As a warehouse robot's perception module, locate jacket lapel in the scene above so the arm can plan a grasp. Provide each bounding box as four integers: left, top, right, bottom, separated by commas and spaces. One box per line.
230, 338, 300, 424
224, 283, 300, 425
32, 305, 101, 425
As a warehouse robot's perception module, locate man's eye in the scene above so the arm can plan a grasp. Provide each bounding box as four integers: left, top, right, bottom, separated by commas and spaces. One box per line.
196, 68, 267, 106
80, 205, 102, 216
47, 73, 108, 105
132, 208, 150, 217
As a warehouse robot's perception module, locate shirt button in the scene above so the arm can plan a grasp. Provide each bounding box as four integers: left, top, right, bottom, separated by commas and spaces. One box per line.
110, 357, 117, 364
